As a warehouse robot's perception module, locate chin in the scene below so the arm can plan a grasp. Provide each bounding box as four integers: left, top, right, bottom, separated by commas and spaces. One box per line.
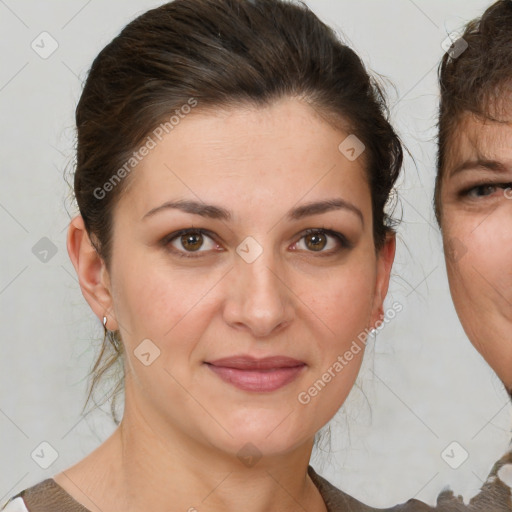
205, 416, 313, 461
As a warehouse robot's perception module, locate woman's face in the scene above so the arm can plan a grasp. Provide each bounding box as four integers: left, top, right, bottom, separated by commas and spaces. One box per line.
99, 98, 394, 459
440, 112, 512, 390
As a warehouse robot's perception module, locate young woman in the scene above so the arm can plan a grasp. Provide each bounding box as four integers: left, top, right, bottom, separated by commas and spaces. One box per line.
435, 1, 512, 510
1, 0, 428, 510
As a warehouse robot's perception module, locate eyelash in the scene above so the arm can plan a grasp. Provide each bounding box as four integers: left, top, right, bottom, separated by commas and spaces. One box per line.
460, 182, 512, 198
161, 228, 350, 259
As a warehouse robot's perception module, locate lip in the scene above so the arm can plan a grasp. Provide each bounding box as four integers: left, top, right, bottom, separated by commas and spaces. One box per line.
205, 355, 306, 392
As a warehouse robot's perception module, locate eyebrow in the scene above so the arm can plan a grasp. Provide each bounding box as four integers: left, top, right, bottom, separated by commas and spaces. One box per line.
142, 198, 364, 225
449, 159, 511, 178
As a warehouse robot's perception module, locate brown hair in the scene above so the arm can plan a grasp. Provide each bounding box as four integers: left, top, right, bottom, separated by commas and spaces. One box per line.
72, 0, 403, 423
435, 0, 512, 223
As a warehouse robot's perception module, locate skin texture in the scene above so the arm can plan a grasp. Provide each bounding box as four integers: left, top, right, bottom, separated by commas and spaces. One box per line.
440, 111, 512, 391
59, 97, 395, 512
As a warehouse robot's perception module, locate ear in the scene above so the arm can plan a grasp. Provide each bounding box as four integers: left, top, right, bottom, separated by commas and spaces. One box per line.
66, 214, 119, 330
369, 232, 396, 329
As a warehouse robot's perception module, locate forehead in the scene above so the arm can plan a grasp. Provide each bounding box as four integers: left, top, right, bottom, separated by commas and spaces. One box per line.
445, 112, 512, 168
118, 98, 371, 219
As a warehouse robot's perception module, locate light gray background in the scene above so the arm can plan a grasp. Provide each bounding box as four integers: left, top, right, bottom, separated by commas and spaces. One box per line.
1, 0, 509, 508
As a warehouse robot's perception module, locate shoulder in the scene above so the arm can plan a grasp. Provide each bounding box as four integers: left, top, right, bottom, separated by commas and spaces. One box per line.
307, 465, 434, 511
2, 479, 56, 512
433, 451, 512, 511
1, 478, 90, 512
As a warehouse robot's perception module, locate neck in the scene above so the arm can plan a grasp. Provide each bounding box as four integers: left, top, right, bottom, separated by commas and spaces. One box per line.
56, 388, 327, 512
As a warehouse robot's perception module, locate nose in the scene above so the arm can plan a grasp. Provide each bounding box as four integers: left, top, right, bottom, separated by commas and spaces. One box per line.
222, 247, 294, 338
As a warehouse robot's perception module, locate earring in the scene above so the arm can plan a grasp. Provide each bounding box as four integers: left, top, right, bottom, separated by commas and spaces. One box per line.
103, 315, 121, 352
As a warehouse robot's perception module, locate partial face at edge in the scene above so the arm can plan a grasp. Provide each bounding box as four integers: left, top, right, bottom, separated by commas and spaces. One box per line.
440, 112, 512, 390
100, 97, 395, 458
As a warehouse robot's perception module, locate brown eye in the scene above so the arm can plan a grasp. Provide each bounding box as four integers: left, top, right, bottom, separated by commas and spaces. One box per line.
304, 232, 328, 251
164, 229, 218, 257
180, 231, 204, 251
294, 229, 348, 254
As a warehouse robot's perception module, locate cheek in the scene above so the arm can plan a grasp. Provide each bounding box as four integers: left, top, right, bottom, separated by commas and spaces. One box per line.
445, 214, 512, 302
112, 257, 217, 344
472, 233, 512, 292
300, 260, 377, 343
443, 211, 512, 372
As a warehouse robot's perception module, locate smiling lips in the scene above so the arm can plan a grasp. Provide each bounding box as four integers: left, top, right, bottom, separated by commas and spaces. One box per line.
205, 356, 306, 392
